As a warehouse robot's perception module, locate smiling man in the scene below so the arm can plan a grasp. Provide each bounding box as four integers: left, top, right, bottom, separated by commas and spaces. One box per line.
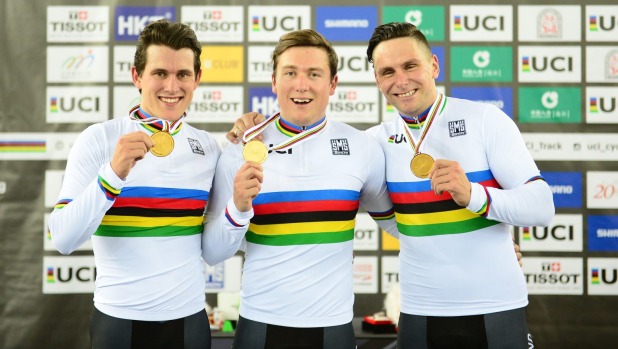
202, 29, 399, 349
48, 20, 220, 349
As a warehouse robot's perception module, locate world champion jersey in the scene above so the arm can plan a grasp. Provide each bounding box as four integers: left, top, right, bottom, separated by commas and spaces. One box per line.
367, 95, 554, 317
48, 116, 221, 321
203, 118, 398, 328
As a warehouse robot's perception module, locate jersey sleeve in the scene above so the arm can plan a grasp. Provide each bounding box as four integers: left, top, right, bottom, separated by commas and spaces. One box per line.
202, 144, 252, 266
467, 105, 555, 227
359, 133, 399, 238
47, 124, 124, 254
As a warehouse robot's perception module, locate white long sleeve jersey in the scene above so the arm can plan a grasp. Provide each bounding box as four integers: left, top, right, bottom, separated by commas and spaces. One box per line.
367, 95, 554, 317
48, 116, 221, 321
203, 118, 398, 328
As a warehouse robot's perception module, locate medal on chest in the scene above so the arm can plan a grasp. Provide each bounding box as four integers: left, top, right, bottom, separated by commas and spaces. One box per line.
400, 94, 444, 178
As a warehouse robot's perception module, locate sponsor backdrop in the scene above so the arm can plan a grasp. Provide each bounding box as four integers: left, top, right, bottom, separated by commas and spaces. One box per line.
1, 0, 617, 348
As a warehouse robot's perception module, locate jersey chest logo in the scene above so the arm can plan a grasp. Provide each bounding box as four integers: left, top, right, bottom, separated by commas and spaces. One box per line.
330, 139, 350, 155
449, 120, 467, 137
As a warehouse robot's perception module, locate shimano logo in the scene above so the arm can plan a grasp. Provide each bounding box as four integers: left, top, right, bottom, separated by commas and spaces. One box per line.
324, 19, 369, 28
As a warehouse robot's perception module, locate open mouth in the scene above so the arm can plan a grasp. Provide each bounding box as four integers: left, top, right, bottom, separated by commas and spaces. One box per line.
160, 97, 182, 103
395, 90, 415, 98
292, 98, 312, 104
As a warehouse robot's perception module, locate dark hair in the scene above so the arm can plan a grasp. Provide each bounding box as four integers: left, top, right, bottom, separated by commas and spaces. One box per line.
133, 19, 202, 77
366, 22, 432, 64
271, 29, 338, 80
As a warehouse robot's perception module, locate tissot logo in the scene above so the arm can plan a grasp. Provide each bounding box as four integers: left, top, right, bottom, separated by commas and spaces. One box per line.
181, 6, 243, 42
522, 257, 583, 295
47, 6, 109, 42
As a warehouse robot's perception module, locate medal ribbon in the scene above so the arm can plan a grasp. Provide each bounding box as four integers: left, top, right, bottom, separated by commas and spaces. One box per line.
242, 113, 328, 152
129, 105, 184, 136
400, 93, 444, 155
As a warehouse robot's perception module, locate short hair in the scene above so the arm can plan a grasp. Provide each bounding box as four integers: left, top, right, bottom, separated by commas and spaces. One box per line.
133, 19, 202, 77
271, 29, 338, 80
366, 22, 432, 64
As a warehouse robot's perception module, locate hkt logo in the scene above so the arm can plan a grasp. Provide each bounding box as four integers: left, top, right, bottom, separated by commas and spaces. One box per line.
453, 15, 505, 31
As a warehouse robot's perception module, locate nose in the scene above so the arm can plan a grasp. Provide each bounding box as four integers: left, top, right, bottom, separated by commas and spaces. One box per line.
163, 76, 179, 92
295, 75, 309, 93
394, 70, 410, 88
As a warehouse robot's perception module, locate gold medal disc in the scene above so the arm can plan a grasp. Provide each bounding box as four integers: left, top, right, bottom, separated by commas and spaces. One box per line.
410, 153, 434, 178
150, 132, 174, 157
243, 140, 268, 164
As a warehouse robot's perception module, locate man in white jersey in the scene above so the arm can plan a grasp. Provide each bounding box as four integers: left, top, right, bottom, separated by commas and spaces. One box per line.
363, 22, 554, 349
48, 20, 228, 349
227, 22, 549, 349
202, 29, 399, 349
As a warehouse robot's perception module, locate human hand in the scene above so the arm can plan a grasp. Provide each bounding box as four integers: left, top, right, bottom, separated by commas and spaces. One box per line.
226, 112, 266, 144
110, 131, 153, 180
233, 161, 264, 212
428, 159, 471, 207
513, 239, 523, 267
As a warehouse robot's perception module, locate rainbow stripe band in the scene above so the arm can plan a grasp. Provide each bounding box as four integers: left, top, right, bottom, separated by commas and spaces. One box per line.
389, 169, 501, 237
247, 189, 360, 246
94, 186, 209, 238
98, 176, 120, 201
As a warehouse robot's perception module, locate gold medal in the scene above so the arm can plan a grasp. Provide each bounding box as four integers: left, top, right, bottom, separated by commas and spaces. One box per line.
150, 131, 174, 157
243, 140, 268, 163
410, 153, 434, 178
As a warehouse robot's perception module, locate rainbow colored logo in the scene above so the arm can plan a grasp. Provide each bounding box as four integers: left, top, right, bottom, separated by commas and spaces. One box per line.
521, 56, 530, 72
453, 16, 462, 31
522, 227, 531, 241
589, 97, 598, 113
591, 268, 600, 284
47, 267, 56, 283
589, 16, 598, 32
252, 16, 260, 31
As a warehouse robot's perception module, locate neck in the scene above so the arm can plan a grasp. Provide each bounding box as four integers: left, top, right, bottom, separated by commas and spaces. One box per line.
278, 115, 326, 132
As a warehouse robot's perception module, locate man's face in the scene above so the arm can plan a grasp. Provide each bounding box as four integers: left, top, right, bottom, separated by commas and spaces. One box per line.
132, 45, 201, 122
272, 46, 338, 126
372, 37, 439, 118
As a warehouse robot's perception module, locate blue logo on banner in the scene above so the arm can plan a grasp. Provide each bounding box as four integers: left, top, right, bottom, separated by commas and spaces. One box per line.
588, 215, 618, 251
433, 46, 445, 83
316, 6, 377, 42
449, 86, 513, 118
542, 172, 582, 208
115, 7, 176, 41
249, 87, 279, 116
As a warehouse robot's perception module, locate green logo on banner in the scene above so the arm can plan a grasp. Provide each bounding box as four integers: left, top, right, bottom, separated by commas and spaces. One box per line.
518, 87, 582, 123
382, 6, 445, 42
450, 46, 512, 82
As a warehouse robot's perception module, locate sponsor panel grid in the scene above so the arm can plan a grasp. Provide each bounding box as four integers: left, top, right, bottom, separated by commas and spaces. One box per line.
17, 3, 612, 301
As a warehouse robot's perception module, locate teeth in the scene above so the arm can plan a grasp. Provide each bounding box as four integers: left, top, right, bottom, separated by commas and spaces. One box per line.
161, 97, 180, 103
293, 98, 311, 103
397, 91, 414, 97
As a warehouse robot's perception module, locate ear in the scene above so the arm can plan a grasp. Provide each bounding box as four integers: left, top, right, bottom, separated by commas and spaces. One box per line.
271, 73, 277, 94
431, 54, 440, 79
194, 69, 202, 89
329, 74, 338, 96
131, 66, 141, 90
